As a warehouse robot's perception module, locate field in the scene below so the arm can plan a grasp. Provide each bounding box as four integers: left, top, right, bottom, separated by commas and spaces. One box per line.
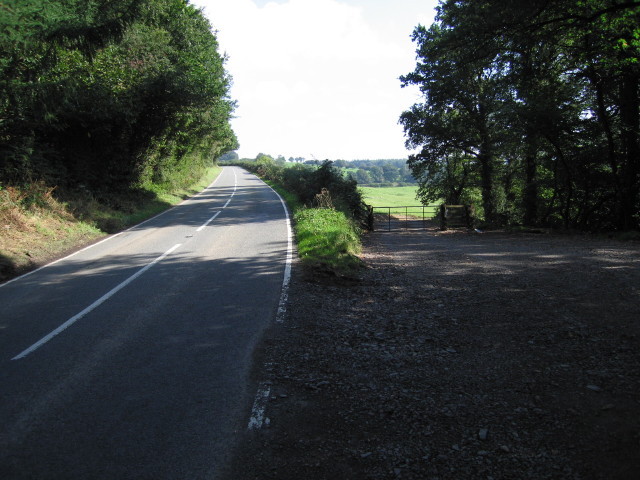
359, 185, 440, 221
359, 185, 420, 207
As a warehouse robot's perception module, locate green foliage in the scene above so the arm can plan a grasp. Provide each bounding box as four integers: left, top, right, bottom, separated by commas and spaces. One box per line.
294, 208, 362, 273
333, 159, 417, 186
401, 0, 640, 231
0, 0, 237, 201
229, 159, 365, 274
235, 159, 370, 228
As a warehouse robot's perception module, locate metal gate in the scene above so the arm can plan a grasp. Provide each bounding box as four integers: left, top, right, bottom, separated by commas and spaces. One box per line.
370, 205, 439, 231
369, 204, 473, 231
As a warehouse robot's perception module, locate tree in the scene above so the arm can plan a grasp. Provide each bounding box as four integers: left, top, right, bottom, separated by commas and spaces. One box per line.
382, 165, 401, 183
355, 169, 372, 185
0, 0, 237, 195
401, 16, 508, 224
401, 0, 640, 230
218, 151, 239, 162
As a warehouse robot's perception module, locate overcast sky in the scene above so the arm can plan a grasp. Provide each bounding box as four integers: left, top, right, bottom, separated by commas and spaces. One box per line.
192, 0, 439, 160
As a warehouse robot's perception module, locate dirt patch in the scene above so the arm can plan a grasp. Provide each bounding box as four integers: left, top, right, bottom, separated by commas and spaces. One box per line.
223, 229, 640, 479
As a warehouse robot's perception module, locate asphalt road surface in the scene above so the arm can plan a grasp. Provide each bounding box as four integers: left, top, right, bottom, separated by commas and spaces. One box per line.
0, 167, 292, 479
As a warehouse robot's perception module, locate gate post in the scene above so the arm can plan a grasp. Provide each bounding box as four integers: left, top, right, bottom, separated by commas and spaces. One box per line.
464, 204, 474, 228
439, 204, 447, 230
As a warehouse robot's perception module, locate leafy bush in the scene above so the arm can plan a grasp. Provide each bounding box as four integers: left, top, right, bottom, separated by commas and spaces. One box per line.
233, 159, 369, 228
227, 160, 366, 274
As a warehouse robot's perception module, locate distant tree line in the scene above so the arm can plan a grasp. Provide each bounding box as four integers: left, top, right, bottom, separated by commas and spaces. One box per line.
226, 153, 417, 186
0, 0, 237, 199
401, 0, 639, 230
333, 159, 417, 186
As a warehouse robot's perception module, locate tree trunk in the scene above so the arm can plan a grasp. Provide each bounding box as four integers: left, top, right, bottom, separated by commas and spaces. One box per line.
619, 70, 640, 230
477, 103, 497, 225
478, 149, 496, 225
523, 129, 539, 226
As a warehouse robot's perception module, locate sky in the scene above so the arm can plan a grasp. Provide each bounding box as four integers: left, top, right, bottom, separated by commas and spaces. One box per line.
191, 0, 440, 161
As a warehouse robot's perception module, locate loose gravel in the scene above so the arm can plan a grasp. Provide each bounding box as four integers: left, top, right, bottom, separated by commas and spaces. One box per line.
222, 228, 640, 480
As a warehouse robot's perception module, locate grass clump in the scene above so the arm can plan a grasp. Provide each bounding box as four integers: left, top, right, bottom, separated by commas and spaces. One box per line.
295, 208, 362, 274
0, 182, 103, 281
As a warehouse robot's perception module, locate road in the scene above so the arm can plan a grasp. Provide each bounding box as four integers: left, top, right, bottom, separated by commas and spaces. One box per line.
0, 167, 292, 479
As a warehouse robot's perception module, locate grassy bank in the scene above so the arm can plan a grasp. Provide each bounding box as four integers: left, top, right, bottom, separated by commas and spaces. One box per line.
0, 167, 221, 282
294, 208, 362, 273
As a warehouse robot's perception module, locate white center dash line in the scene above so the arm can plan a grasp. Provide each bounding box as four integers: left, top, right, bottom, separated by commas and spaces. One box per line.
248, 383, 271, 430
195, 169, 237, 232
12, 243, 182, 361
196, 211, 221, 232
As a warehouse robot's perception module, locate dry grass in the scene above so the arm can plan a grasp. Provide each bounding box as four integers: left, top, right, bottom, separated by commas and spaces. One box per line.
0, 167, 222, 282
0, 183, 103, 281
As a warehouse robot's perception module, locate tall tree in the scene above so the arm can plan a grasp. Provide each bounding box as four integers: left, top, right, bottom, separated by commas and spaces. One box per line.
400, 16, 508, 224
401, 0, 640, 230
0, 0, 237, 194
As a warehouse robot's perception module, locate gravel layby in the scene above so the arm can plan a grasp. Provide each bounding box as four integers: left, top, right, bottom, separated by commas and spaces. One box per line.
222, 229, 640, 480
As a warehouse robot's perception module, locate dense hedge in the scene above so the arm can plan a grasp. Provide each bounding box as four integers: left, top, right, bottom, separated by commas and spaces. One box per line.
226, 159, 370, 228
0, 0, 237, 199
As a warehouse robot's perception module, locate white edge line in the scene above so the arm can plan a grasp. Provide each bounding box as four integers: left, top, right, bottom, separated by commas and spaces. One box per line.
247, 383, 271, 430
245, 172, 294, 431
0, 168, 226, 289
11, 243, 182, 360
266, 184, 293, 324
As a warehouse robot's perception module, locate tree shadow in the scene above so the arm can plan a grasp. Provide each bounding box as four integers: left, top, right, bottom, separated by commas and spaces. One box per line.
0, 253, 17, 283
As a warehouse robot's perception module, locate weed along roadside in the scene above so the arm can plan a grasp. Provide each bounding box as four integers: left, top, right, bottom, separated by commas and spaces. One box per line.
0, 167, 222, 283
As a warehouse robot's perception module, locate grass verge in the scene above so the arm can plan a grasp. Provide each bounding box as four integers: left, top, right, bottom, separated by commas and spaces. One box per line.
294, 208, 362, 274
0, 166, 221, 283
265, 180, 363, 276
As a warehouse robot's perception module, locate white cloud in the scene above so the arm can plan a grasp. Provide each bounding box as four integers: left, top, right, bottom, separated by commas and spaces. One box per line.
193, 0, 438, 160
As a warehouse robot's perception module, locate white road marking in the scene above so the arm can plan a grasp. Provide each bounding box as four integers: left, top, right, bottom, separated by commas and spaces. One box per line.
245, 174, 295, 431
267, 185, 293, 323
195, 169, 237, 232
222, 173, 237, 209
9, 169, 239, 359
247, 383, 271, 430
196, 211, 221, 232
11, 243, 182, 360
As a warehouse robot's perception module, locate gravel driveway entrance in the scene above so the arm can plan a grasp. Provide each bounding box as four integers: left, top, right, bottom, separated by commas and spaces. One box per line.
224, 229, 640, 480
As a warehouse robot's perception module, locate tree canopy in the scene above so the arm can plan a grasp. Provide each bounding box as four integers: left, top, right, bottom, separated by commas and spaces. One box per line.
401, 0, 640, 230
0, 0, 237, 196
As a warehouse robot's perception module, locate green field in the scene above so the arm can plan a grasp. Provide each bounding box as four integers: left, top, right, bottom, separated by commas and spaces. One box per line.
359, 186, 420, 207
360, 185, 441, 219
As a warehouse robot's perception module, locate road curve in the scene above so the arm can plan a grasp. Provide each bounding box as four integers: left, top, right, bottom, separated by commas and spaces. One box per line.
0, 167, 291, 479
